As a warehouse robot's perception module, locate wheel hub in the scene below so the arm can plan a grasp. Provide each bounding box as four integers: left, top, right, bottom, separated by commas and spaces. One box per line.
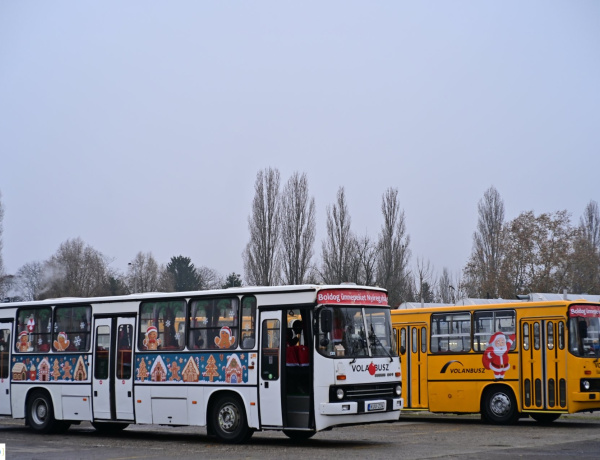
218, 404, 239, 432
490, 392, 511, 417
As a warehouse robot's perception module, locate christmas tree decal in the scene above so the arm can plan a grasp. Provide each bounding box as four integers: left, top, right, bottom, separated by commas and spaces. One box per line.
202, 354, 220, 382
137, 358, 149, 382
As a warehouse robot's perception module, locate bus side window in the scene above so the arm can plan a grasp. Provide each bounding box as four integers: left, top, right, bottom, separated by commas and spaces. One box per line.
0, 328, 9, 379
400, 328, 406, 354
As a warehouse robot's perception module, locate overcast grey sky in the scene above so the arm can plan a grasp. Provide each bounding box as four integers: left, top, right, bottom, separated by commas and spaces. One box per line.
1, 1, 598, 283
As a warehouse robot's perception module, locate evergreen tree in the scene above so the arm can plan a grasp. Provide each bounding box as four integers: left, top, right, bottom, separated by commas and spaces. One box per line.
166, 256, 200, 292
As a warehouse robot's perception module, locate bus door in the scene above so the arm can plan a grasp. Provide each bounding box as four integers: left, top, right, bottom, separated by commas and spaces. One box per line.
92, 316, 135, 421
398, 323, 428, 409
259, 311, 283, 427
0, 321, 12, 415
520, 318, 567, 412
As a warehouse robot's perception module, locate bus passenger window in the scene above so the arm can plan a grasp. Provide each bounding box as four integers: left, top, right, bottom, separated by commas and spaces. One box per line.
547, 322, 554, 350
241, 296, 256, 349
523, 323, 529, 351
558, 322, 565, 350
400, 328, 406, 354
534, 322, 540, 350
421, 327, 427, 353
0, 329, 9, 379
412, 328, 417, 354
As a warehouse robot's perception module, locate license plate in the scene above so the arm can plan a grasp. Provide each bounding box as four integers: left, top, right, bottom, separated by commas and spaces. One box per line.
367, 402, 385, 411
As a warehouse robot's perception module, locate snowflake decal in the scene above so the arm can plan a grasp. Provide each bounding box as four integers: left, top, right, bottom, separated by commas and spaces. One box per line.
175, 332, 180, 341
54, 323, 58, 332
80, 322, 86, 330
203, 318, 209, 325
47, 323, 52, 332
38, 338, 43, 345
165, 320, 171, 328
74, 336, 82, 347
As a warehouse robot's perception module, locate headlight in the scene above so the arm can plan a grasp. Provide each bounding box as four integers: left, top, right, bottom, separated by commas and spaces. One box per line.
583, 380, 591, 391
336, 388, 345, 400
395, 384, 402, 397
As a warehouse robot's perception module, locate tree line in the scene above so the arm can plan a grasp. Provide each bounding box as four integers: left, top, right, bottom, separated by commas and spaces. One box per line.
0, 175, 598, 306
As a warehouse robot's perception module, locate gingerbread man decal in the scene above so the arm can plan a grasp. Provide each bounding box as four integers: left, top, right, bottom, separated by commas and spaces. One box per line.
143, 325, 161, 350
53, 332, 70, 351
17, 331, 31, 352
214, 326, 236, 349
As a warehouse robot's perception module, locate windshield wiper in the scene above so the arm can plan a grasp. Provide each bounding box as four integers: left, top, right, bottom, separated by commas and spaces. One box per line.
369, 325, 393, 363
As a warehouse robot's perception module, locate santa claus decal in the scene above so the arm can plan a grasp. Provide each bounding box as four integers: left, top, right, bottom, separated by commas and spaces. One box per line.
482, 332, 515, 379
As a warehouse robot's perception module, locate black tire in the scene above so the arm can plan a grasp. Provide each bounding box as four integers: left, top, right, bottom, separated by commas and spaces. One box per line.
481, 386, 519, 425
27, 390, 70, 434
91, 422, 130, 432
210, 394, 253, 443
529, 413, 561, 424
283, 430, 316, 441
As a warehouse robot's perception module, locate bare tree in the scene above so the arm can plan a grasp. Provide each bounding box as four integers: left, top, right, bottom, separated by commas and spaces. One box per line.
376, 187, 411, 307
40, 237, 113, 298
320, 187, 355, 284
354, 233, 379, 286
243, 168, 281, 286
16, 261, 44, 300
414, 258, 435, 304
580, 200, 600, 250
279, 172, 316, 285
464, 186, 505, 298
127, 252, 164, 293
197, 266, 223, 290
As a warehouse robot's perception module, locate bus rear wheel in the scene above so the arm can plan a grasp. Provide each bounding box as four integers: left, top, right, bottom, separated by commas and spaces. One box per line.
210, 394, 253, 444
27, 390, 70, 434
482, 386, 519, 425
530, 413, 561, 424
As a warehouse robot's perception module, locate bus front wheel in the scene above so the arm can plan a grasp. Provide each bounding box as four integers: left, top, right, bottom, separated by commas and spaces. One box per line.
27, 390, 70, 434
210, 394, 254, 444
482, 387, 519, 425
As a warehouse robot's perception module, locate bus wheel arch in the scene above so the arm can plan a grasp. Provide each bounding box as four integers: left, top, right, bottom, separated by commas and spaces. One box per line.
25, 388, 70, 434
481, 384, 520, 425
207, 390, 254, 443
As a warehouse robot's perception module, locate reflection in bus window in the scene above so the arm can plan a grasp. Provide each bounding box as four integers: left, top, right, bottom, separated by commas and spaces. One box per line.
240, 296, 256, 349
16, 307, 52, 353
473, 310, 516, 352
189, 297, 239, 350
53, 305, 92, 352
431, 312, 471, 353
0, 328, 9, 379
95, 325, 110, 380
534, 322, 540, 350
117, 324, 133, 379
400, 328, 406, 354
139, 300, 186, 351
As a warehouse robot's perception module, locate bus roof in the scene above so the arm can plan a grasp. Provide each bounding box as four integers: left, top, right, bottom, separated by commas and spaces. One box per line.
0, 283, 388, 308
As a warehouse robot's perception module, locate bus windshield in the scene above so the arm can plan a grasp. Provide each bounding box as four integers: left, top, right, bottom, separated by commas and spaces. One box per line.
569, 305, 600, 357
317, 306, 397, 358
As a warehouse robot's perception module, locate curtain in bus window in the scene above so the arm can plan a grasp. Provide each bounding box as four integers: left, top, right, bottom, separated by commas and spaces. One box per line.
139, 300, 186, 351
188, 298, 239, 350
16, 307, 52, 353
53, 305, 92, 352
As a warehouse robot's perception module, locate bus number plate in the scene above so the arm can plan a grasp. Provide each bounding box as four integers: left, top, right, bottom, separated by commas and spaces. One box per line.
367, 402, 385, 412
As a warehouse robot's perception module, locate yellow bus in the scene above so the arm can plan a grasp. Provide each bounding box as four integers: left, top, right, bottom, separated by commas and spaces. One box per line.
392, 293, 600, 424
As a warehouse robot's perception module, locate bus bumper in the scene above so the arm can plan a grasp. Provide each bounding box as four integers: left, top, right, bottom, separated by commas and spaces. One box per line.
319, 398, 403, 415
572, 391, 600, 402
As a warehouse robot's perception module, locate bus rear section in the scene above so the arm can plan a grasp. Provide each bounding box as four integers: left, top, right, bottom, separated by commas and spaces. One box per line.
393, 299, 600, 424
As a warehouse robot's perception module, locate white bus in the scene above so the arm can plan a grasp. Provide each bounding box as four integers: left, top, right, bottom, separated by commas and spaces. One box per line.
0, 284, 403, 443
